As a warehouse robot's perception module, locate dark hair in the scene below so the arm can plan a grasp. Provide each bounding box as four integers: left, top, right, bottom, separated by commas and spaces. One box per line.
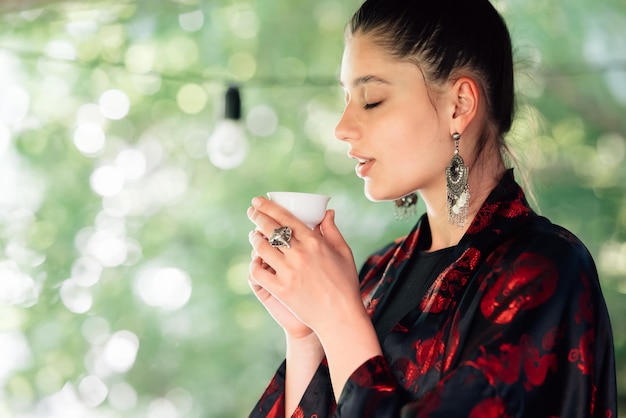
348, 0, 515, 144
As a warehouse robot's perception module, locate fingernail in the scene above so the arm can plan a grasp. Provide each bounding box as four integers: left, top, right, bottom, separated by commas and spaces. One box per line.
251, 197, 262, 207
247, 206, 254, 216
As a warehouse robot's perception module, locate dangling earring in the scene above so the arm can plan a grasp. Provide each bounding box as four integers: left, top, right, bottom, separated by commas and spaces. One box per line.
446, 132, 470, 227
394, 192, 418, 220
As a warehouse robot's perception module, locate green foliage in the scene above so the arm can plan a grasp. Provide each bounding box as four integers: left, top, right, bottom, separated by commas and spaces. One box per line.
0, 0, 624, 416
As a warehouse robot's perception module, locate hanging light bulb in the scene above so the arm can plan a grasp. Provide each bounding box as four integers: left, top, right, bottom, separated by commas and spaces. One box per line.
207, 84, 248, 170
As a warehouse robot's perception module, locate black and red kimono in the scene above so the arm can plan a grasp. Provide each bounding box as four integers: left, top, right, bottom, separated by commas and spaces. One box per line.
250, 170, 618, 417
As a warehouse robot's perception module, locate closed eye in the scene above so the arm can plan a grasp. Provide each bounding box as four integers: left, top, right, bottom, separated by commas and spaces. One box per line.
364, 101, 382, 110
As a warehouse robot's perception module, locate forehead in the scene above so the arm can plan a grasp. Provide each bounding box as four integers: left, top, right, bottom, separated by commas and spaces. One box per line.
340, 33, 420, 89
341, 33, 393, 73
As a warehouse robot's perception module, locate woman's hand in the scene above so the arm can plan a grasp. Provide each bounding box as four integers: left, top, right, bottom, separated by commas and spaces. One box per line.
247, 196, 383, 400
247, 257, 315, 340
247, 196, 363, 337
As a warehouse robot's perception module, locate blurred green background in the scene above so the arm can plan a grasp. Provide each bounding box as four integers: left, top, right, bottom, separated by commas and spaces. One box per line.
0, 0, 624, 417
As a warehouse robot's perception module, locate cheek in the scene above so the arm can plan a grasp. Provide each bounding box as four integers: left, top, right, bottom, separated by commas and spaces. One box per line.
373, 101, 448, 165
383, 121, 435, 160
383, 125, 450, 177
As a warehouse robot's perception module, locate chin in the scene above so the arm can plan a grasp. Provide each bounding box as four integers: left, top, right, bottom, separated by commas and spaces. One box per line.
363, 184, 396, 203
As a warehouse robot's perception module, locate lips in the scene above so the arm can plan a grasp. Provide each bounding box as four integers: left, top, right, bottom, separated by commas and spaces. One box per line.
349, 152, 375, 178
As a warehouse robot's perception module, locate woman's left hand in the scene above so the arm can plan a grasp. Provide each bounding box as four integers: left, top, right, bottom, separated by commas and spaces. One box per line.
247, 196, 366, 336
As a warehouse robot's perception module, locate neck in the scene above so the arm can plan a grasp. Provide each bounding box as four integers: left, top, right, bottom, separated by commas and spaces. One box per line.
421, 159, 505, 252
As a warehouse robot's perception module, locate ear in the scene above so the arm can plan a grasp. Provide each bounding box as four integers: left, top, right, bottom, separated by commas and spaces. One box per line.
450, 77, 479, 136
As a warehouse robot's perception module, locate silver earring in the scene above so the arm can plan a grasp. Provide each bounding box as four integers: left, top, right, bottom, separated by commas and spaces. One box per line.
446, 132, 470, 227
394, 192, 418, 220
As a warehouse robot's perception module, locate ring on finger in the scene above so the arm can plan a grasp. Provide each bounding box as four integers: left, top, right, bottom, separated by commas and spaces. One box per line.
268, 226, 292, 249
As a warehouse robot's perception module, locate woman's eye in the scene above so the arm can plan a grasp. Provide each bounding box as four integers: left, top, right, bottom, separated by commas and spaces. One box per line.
364, 101, 382, 110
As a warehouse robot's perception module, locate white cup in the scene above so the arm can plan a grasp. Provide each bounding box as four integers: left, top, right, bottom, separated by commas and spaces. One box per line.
267, 192, 331, 229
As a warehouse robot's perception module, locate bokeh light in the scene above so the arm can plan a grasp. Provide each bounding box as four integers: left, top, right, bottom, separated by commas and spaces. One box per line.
44, 40, 77, 61
116, 148, 147, 180
85, 229, 129, 267
60, 280, 93, 314
73, 123, 106, 156
108, 381, 138, 411
0, 123, 11, 157
90, 165, 125, 197
246, 104, 278, 137
179, 10, 204, 32
134, 267, 192, 311
596, 132, 625, 166
103, 330, 140, 373
0, 84, 30, 125
71, 256, 103, 287
77, 375, 108, 407
176, 83, 208, 115
227, 52, 257, 81
125, 41, 157, 75
0, 260, 39, 307
229, 9, 259, 39
0, 331, 31, 377
98, 89, 130, 120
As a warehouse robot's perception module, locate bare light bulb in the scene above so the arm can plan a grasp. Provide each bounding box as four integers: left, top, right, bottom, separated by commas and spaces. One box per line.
207, 85, 248, 170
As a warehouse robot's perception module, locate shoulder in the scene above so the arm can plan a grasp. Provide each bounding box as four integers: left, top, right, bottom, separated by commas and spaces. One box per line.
483, 213, 600, 298
502, 214, 594, 268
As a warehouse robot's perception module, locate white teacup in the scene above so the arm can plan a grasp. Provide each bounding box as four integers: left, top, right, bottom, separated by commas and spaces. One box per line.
267, 192, 331, 229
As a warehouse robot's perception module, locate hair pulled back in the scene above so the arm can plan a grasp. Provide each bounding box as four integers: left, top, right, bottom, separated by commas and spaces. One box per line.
348, 0, 515, 140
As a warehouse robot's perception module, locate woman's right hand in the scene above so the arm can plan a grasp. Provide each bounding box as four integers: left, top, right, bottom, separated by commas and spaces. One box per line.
248, 255, 317, 340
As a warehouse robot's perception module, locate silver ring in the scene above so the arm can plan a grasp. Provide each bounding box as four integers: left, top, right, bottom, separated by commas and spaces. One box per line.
268, 226, 292, 249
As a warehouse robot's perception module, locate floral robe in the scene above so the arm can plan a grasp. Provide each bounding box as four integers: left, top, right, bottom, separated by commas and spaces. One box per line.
249, 170, 617, 417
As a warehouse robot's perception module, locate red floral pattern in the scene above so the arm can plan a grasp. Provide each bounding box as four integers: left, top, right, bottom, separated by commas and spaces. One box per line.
569, 328, 595, 375
468, 398, 512, 418
481, 253, 558, 324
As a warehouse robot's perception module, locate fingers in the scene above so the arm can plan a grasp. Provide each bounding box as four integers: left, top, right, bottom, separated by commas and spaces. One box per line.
249, 253, 283, 298
248, 197, 310, 263
248, 272, 271, 301
249, 230, 284, 268
247, 203, 295, 255
248, 197, 306, 236
250, 247, 277, 273
249, 255, 273, 281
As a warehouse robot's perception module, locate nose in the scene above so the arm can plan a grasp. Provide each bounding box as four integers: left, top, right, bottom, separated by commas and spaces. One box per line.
334, 105, 358, 143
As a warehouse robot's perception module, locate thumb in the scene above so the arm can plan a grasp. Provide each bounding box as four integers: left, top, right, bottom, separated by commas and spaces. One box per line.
320, 210, 351, 255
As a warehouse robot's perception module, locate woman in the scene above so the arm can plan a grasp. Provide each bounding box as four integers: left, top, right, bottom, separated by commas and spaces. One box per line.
246, 0, 618, 416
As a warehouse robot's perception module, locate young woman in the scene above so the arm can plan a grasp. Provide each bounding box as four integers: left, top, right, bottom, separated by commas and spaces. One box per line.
246, 0, 618, 416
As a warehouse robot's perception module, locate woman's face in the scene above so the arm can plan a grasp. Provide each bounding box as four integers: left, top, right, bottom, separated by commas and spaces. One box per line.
335, 32, 453, 202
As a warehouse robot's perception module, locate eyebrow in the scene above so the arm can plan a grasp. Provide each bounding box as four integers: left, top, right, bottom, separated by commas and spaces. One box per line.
340, 75, 390, 88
